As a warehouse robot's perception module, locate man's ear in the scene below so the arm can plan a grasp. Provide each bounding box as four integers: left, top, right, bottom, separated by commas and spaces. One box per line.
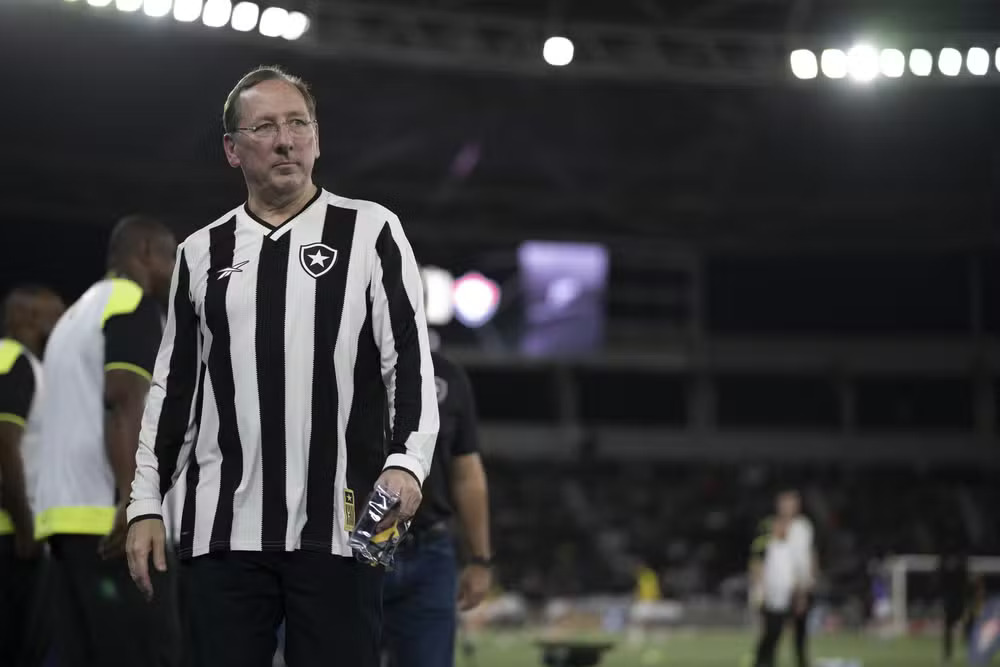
223, 134, 241, 168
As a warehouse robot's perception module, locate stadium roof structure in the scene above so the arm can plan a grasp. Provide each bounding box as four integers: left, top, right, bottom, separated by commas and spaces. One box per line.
3, 0, 1000, 257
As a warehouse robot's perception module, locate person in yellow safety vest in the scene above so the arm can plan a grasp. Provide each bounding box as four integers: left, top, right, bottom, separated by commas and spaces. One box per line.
0, 285, 64, 667
32, 215, 182, 667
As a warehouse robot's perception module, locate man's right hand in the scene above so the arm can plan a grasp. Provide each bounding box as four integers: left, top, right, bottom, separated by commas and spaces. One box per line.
126, 517, 167, 600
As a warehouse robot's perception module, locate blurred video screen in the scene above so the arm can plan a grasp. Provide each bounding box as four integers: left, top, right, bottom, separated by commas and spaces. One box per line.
517, 241, 609, 358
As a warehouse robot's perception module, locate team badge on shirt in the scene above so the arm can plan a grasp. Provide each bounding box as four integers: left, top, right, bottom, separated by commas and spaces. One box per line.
299, 242, 338, 278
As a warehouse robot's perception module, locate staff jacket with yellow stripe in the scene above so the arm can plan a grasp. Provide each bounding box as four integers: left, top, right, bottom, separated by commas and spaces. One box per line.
0, 338, 43, 535
32, 277, 161, 539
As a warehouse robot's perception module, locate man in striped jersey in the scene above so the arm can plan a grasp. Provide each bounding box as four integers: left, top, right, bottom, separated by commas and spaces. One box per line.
126, 66, 439, 667
33, 215, 181, 667
0, 285, 64, 666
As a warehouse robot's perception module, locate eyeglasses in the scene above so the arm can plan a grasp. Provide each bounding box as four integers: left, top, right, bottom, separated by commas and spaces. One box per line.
233, 118, 317, 140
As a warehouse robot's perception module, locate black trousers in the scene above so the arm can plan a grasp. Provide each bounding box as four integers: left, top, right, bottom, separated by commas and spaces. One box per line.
753, 602, 810, 667
753, 609, 786, 667
792, 595, 811, 667
181, 550, 385, 667
943, 599, 966, 661
48, 534, 182, 667
0, 537, 51, 667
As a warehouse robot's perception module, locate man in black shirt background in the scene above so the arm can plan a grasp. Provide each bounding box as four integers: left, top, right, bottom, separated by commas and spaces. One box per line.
381, 347, 492, 667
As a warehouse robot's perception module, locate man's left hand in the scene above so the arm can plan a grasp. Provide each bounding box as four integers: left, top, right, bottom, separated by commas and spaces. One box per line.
373, 468, 423, 529
458, 564, 492, 611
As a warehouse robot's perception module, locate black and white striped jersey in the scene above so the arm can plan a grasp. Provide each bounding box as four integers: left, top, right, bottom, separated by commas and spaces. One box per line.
127, 188, 439, 558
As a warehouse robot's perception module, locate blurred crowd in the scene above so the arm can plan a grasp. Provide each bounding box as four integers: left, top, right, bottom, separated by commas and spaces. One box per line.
485, 458, 1000, 612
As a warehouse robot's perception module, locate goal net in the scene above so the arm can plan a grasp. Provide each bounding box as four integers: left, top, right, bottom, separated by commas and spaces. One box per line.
878, 554, 1000, 634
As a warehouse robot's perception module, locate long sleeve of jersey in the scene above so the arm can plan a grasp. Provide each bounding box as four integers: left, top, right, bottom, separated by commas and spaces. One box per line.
370, 215, 439, 484
128, 246, 201, 524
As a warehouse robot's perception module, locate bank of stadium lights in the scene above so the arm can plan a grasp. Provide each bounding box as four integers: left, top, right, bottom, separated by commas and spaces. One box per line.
791, 45, 1000, 81
71, 0, 308, 40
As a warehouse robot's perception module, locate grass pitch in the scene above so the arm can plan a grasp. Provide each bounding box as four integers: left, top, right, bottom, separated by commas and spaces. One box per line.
455, 629, 973, 667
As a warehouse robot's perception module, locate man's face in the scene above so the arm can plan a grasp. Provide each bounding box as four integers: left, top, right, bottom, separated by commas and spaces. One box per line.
223, 79, 319, 198
148, 234, 178, 307
777, 492, 800, 519
773, 516, 789, 540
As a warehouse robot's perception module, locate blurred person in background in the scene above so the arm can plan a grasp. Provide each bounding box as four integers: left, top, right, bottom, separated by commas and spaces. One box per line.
777, 489, 816, 667
939, 535, 981, 664
381, 344, 492, 667
0, 285, 64, 667
32, 215, 180, 667
749, 514, 797, 667
125, 65, 437, 667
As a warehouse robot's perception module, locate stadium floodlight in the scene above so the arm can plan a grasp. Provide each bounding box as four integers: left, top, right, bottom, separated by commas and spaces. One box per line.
938, 48, 962, 76
543, 36, 574, 67
115, 0, 142, 11
281, 10, 308, 40
259, 6, 288, 37
230, 1, 259, 31
201, 0, 230, 27
909, 49, 933, 76
879, 48, 905, 78
847, 44, 879, 82
820, 49, 848, 79
789, 49, 818, 79
421, 266, 455, 326
173, 0, 201, 21
967, 47, 990, 75
87, 0, 113, 7
453, 272, 501, 328
142, 0, 171, 16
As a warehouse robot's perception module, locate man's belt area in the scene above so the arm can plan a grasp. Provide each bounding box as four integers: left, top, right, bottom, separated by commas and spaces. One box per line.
398, 519, 450, 549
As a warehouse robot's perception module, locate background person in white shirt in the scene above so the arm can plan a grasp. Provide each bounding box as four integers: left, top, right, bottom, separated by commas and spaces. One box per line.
750, 515, 796, 667
777, 489, 816, 667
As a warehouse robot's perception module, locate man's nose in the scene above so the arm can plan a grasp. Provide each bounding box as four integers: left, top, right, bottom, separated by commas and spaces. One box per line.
274, 123, 295, 147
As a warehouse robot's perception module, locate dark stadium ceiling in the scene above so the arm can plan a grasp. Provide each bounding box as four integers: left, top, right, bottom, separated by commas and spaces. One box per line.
349, 0, 1000, 32
3, 0, 1000, 259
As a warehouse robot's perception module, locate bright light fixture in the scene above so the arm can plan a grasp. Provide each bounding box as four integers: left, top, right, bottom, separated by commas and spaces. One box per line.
879, 49, 905, 78
938, 48, 962, 76
173, 0, 202, 21
258, 6, 287, 37
543, 36, 574, 67
847, 44, 879, 82
143, 0, 172, 17
789, 50, 818, 79
201, 0, 231, 27
282, 10, 308, 40
230, 1, 259, 31
909, 49, 933, 77
453, 272, 501, 328
967, 47, 990, 75
820, 49, 848, 79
